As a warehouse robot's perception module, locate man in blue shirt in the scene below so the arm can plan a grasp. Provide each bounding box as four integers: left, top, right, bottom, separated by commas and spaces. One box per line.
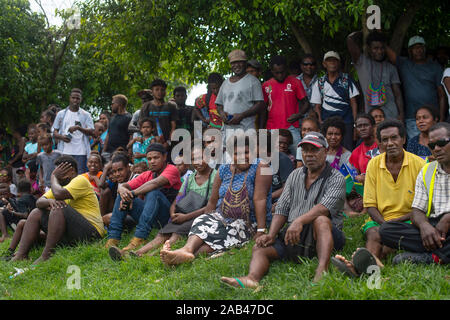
310, 51, 359, 150
386, 36, 445, 139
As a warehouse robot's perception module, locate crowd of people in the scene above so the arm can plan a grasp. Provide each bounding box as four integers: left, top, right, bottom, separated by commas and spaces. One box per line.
0, 31, 449, 286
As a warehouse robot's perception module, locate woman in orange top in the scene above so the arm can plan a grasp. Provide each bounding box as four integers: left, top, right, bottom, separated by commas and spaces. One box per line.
82, 151, 103, 198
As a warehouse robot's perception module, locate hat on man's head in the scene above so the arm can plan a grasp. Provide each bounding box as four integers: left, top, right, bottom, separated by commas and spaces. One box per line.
298, 132, 328, 149
247, 59, 262, 70
228, 50, 247, 63
408, 36, 425, 48
146, 143, 167, 155
323, 51, 340, 62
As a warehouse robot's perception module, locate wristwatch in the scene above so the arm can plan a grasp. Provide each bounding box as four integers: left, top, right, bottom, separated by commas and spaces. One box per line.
257, 228, 267, 233
131, 190, 136, 198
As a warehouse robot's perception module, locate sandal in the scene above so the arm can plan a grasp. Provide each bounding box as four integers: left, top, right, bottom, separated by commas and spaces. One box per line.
352, 248, 378, 275
331, 257, 358, 277
109, 246, 124, 261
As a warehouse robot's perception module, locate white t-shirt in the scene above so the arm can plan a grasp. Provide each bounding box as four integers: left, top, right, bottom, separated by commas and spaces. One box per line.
441, 68, 450, 114
62, 110, 86, 155
310, 74, 359, 123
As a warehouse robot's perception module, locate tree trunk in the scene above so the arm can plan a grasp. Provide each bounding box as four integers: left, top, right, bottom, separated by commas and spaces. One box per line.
389, 2, 422, 55
290, 23, 313, 55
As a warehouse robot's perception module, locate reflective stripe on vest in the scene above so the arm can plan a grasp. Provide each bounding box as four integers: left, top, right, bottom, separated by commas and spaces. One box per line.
422, 161, 438, 217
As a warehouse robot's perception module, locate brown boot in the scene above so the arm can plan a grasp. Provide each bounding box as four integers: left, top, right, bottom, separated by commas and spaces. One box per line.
105, 238, 119, 249
122, 237, 145, 252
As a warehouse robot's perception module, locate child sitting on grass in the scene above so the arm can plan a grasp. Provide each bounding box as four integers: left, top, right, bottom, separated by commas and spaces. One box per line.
128, 118, 157, 164
81, 151, 103, 198
0, 179, 36, 243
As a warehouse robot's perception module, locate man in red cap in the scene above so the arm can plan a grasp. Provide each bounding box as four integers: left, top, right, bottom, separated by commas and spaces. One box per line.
221, 131, 346, 286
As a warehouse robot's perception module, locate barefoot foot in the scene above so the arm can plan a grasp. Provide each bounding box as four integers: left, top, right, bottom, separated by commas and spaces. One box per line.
331, 255, 358, 277
220, 276, 259, 289
160, 247, 195, 266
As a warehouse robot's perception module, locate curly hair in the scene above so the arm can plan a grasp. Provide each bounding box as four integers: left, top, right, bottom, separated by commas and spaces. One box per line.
321, 116, 346, 137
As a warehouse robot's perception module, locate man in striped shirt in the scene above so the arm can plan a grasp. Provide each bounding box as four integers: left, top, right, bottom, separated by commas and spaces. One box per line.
221, 132, 346, 286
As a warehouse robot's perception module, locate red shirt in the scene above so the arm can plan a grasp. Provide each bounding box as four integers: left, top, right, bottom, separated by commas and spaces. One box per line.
348, 141, 378, 174
127, 164, 181, 202
262, 76, 306, 129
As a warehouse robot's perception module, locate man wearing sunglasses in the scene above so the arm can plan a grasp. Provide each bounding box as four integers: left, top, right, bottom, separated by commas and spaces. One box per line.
380, 122, 450, 265
297, 54, 318, 102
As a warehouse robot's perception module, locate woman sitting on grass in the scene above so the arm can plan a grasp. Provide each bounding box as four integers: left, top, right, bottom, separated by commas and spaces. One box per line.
111, 145, 217, 259
406, 105, 438, 159
321, 116, 352, 170
159, 135, 272, 266
81, 151, 103, 198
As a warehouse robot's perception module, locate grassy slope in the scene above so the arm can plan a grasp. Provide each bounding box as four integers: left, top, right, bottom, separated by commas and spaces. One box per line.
0, 215, 448, 300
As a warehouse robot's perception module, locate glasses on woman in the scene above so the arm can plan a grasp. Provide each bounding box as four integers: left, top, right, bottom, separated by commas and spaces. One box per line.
428, 138, 450, 150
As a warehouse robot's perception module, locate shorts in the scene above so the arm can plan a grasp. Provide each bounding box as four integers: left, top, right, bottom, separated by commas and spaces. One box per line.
273, 223, 345, 262
1, 209, 21, 230
361, 220, 412, 236
40, 206, 102, 246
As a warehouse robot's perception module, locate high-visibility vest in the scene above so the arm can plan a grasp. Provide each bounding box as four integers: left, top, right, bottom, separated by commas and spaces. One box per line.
422, 161, 438, 217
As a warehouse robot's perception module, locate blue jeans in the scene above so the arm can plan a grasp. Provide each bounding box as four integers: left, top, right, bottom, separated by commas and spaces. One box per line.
66, 154, 87, 174
287, 125, 302, 156
405, 118, 420, 141
107, 190, 171, 240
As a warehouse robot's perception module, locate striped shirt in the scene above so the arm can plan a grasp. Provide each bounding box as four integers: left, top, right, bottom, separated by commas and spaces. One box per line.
412, 163, 450, 219
274, 163, 346, 230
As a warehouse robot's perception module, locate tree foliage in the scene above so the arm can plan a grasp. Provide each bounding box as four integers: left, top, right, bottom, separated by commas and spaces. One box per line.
0, 0, 448, 129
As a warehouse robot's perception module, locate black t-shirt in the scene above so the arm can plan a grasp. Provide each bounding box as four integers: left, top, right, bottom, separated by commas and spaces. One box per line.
140, 102, 178, 141
272, 152, 294, 192
0, 194, 35, 213
105, 113, 132, 152
15, 194, 36, 213
175, 105, 194, 132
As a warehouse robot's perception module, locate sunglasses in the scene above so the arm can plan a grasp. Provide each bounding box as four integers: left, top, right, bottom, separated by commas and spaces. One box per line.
302, 62, 316, 66
428, 138, 450, 150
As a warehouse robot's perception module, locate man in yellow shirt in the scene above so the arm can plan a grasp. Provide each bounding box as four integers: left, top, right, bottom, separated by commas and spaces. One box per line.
11, 156, 105, 264
332, 120, 425, 276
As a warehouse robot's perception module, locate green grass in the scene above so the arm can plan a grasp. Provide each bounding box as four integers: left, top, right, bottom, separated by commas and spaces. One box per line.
0, 215, 448, 300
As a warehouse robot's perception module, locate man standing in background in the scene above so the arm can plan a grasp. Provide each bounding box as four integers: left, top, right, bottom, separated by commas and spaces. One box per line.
52, 88, 94, 174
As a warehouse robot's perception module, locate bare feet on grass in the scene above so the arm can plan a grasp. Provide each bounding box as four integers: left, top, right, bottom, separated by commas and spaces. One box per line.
313, 266, 327, 283
160, 240, 194, 266
334, 254, 358, 276
0, 235, 10, 243
10, 254, 29, 262
32, 255, 50, 265
220, 276, 259, 289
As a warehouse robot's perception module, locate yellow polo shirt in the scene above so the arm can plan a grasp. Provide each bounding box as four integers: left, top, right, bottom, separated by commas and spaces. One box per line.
363, 150, 425, 222
43, 175, 106, 237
